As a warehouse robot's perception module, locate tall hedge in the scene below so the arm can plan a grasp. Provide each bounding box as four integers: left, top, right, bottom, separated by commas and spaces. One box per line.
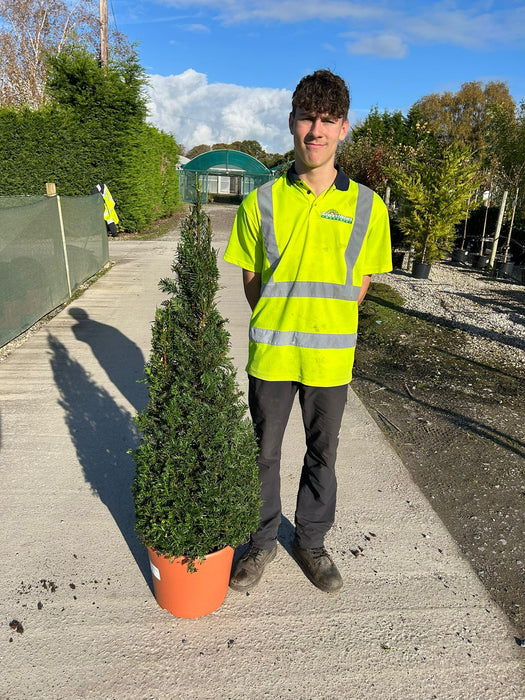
0, 50, 180, 231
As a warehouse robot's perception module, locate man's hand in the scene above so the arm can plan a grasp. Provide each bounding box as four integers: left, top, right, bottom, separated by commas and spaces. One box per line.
243, 269, 261, 311
358, 274, 372, 305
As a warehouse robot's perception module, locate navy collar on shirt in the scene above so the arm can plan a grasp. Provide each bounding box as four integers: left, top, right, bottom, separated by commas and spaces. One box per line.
286, 162, 350, 191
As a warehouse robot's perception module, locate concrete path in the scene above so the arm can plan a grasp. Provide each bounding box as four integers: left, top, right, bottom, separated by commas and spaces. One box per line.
1, 204, 523, 699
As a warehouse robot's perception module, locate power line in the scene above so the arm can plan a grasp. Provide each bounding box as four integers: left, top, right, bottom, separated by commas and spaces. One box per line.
108, 0, 118, 32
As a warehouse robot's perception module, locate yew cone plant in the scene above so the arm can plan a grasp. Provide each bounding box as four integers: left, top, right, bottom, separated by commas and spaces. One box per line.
131, 198, 260, 568
392, 144, 481, 265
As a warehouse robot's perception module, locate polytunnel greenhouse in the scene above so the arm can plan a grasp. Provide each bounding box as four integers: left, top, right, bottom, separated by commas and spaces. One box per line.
180, 149, 273, 203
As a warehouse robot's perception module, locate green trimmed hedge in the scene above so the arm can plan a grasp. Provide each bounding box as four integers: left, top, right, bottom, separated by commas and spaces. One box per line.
0, 52, 180, 231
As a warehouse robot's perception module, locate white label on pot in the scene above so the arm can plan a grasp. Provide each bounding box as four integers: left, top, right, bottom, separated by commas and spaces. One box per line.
150, 561, 161, 581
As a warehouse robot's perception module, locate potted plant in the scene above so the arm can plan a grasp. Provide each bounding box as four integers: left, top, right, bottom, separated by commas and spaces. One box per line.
131, 196, 261, 618
390, 143, 481, 279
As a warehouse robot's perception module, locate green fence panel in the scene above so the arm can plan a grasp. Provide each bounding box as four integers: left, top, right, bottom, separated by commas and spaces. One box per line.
0, 194, 108, 348
60, 194, 108, 292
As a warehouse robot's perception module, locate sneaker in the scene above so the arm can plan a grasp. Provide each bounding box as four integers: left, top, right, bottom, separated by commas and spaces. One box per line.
229, 543, 277, 591
292, 539, 343, 593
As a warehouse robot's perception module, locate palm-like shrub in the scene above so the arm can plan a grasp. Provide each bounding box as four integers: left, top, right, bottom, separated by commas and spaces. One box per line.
131, 198, 260, 567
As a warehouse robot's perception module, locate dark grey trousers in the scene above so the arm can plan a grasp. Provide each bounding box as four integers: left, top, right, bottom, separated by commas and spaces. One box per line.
248, 376, 348, 550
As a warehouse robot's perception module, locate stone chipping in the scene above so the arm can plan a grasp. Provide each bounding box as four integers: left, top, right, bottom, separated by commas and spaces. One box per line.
375, 262, 525, 370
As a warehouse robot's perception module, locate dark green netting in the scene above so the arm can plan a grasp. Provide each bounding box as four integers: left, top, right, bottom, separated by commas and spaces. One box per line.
0, 194, 108, 347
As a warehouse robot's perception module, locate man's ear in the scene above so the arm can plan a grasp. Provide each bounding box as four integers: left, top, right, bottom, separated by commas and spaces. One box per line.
339, 119, 350, 142
289, 112, 295, 134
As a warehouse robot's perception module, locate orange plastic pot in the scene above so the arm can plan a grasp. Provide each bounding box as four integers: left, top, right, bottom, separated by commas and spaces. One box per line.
147, 545, 234, 618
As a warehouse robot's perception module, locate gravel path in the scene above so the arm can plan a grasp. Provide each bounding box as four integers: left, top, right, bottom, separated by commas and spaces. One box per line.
375, 263, 525, 370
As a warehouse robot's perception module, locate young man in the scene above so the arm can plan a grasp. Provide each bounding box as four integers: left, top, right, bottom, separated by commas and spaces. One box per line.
224, 69, 392, 593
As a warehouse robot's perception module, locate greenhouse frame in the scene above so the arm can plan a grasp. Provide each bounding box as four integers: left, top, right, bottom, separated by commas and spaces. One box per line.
180, 149, 273, 203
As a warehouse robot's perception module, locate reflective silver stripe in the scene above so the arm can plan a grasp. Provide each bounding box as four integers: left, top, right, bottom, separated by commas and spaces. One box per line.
261, 280, 361, 301
257, 182, 374, 300
345, 184, 374, 274
250, 327, 357, 349
257, 181, 280, 272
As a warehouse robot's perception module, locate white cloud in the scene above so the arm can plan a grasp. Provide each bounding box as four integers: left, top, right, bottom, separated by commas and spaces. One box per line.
154, 1, 525, 51
156, 0, 387, 24
146, 69, 293, 153
218, 0, 386, 23
347, 34, 408, 59
184, 23, 210, 32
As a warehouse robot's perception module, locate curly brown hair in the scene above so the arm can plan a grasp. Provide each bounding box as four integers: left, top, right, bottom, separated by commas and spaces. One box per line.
292, 69, 350, 119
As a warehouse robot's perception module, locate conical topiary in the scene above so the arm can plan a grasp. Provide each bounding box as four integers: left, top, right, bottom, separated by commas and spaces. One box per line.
131, 197, 260, 569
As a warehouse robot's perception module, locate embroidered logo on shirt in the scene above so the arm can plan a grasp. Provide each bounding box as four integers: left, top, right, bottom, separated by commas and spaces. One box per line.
321, 209, 353, 224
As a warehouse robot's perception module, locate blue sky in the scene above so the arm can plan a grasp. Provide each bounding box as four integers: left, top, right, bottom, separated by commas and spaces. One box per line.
110, 0, 525, 154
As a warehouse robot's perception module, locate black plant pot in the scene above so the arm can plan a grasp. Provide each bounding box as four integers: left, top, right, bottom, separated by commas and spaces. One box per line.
452, 248, 469, 263
412, 262, 431, 279
497, 261, 514, 278
392, 251, 405, 269
472, 254, 490, 270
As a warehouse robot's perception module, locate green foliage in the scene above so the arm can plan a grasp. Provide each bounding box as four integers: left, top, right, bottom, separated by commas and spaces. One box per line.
351, 106, 417, 147
337, 134, 395, 196
131, 199, 261, 566
415, 81, 516, 160
46, 49, 148, 121
186, 144, 212, 160
337, 106, 439, 196
0, 49, 180, 230
389, 143, 482, 264
488, 100, 525, 204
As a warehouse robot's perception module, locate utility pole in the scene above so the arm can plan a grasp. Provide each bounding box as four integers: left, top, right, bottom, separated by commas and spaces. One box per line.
99, 0, 108, 66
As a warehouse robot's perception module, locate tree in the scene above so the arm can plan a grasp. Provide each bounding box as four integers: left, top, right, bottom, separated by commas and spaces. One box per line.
352, 107, 405, 146
228, 139, 266, 161
415, 81, 515, 159
131, 195, 260, 566
487, 100, 525, 255
0, 0, 130, 108
186, 143, 211, 160
389, 143, 482, 264
336, 106, 437, 196
488, 100, 525, 196
337, 135, 395, 196
46, 47, 147, 122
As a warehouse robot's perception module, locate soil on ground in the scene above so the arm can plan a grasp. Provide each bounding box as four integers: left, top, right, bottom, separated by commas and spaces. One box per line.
352, 282, 525, 638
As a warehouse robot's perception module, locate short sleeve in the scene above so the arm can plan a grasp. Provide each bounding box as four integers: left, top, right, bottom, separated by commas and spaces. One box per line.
223, 192, 264, 272
360, 195, 392, 275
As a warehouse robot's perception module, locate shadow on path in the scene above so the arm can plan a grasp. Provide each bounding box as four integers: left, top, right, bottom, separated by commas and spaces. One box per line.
231, 515, 296, 568
48, 332, 151, 590
68, 307, 148, 412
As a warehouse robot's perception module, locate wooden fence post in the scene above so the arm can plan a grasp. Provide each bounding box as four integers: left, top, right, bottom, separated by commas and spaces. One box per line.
45, 183, 72, 297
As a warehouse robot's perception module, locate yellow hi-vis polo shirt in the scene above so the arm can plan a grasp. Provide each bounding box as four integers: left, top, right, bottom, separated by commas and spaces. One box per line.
93, 183, 119, 226
224, 165, 392, 387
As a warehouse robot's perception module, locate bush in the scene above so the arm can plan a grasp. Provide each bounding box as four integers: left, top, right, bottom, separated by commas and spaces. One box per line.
131, 197, 261, 566
389, 144, 482, 264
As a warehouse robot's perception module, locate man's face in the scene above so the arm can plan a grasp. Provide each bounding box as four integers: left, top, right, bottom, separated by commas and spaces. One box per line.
289, 107, 349, 173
